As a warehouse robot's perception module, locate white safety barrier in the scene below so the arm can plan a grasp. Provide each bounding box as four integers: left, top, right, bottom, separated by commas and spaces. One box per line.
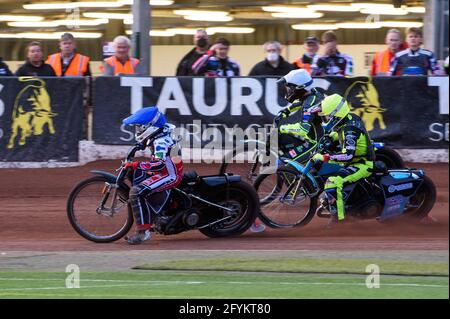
0, 140, 448, 168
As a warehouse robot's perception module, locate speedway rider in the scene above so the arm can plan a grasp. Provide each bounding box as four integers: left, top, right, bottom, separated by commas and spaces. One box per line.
312, 94, 375, 226
122, 107, 183, 244
250, 69, 324, 233
276, 69, 325, 158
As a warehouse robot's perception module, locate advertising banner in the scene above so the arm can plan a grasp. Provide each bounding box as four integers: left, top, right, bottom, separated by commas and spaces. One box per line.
0, 76, 85, 162
92, 76, 449, 149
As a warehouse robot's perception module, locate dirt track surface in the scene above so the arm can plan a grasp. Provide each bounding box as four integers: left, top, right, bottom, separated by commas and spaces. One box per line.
0, 161, 448, 252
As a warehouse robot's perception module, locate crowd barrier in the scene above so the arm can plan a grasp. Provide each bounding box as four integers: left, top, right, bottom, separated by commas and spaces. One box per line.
0, 75, 448, 165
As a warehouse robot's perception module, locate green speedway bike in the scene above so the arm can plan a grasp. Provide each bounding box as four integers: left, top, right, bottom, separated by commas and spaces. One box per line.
219, 114, 406, 228
219, 115, 405, 184
252, 136, 435, 228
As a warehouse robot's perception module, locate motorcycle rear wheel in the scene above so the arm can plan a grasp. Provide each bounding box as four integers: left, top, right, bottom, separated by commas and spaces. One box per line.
199, 181, 259, 238
219, 146, 277, 184
403, 175, 437, 221
375, 147, 405, 169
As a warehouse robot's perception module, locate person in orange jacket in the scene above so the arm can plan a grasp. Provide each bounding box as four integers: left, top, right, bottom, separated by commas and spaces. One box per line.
46, 33, 91, 77
371, 29, 407, 76
292, 36, 320, 74
102, 36, 141, 76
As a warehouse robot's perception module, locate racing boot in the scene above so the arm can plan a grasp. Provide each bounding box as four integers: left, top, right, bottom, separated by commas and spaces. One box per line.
324, 191, 340, 229
250, 219, 266, 233
125, 229, 151, 245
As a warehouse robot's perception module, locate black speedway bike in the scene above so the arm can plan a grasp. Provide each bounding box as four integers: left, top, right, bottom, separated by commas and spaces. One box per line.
67, 143, 259, 243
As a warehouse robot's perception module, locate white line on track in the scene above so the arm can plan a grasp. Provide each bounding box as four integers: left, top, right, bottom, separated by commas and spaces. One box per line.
0, 283, 155, 291
0, 278, 447, 289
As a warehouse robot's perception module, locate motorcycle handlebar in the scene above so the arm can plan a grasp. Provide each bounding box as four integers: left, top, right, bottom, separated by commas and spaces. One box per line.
303, 160, 314, 173
114, 143, 146, 184
301, 136, 331, 175
126, 142, 146, 161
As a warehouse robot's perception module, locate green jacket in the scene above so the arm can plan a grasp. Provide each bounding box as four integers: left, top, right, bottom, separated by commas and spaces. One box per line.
328, 113, 375, 164
278, 88, 325, 142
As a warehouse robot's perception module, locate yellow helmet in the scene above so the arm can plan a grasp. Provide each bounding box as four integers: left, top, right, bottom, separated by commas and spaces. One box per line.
319, 93, 350, 130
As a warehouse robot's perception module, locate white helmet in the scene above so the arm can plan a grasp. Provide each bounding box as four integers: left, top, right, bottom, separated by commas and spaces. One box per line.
277, 69, 314, 102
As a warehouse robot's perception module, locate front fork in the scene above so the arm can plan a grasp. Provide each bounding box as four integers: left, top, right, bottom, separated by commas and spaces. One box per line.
248, 150, 261, 180
96, 183, 121, 217
96, 167, 128, 217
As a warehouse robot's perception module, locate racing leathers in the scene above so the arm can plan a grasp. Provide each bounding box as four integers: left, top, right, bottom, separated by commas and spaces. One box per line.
277, 88, 325, 162
321, 114, 375, 221
389, 48, 441, 75
127, 124, 183, 231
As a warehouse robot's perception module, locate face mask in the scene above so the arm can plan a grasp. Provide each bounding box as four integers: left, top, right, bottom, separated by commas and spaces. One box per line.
266, 52, 279, 62
196, 38, 208, 48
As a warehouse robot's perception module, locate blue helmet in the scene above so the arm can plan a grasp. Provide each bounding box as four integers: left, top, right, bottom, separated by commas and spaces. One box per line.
122, 106, 167, 142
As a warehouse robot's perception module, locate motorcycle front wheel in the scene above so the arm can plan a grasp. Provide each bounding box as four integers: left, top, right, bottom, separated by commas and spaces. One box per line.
67, 176, 134, 243
253, 166, 318, 228
219, 145, 277, 184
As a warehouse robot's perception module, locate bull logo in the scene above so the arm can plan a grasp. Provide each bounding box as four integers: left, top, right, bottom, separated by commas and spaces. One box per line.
344, 77, 386, 131
7, 77, 57, 149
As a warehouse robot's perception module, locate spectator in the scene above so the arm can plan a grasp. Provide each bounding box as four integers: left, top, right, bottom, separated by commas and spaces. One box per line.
371, 29, 407, 76
102, 36, 140, 76
390, 27, 441, 76
176, 29, 210, 76
46, 33, 91, 76
191, 37, 240, 76
292, 36, 320, 74
311, 31, 353, 76
248, 41, 295, 76
15, 41, 56, 76
0, 57, 12, 76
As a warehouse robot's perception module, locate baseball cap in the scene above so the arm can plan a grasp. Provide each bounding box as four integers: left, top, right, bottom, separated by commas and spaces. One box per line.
305, 36, 319, 44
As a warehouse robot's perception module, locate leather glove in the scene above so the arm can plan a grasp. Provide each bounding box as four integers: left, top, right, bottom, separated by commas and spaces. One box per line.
329, 131, 339, 142
312, 153, 330, 163
124, 161, 139, 170
279, 108, 291, 118
275, 108, 290, 121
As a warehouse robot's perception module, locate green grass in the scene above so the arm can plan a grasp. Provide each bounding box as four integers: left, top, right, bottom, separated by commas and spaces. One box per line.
135, 257, 449, 277
0, 270, 448, 299
0, 256, 447, 299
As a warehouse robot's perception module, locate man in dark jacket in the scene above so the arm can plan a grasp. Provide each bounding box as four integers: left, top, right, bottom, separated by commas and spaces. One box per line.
249, 41, 295, 76
176, 29, 210, 76
0, 57, 13, 76
191, 38, 241, 77
15, 41, 56, 76
311, 31, 353, 76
